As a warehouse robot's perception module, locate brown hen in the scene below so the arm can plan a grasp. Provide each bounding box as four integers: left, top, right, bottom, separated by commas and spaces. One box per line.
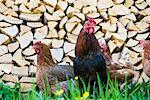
98, 40, 123, 70
139, 40, 150, 77
33, 41, 74, 93
98, 41, 140, 82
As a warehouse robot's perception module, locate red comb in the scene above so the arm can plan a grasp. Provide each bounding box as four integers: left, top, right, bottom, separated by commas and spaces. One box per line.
87, 16, 96, 25
34, 41, 42, 45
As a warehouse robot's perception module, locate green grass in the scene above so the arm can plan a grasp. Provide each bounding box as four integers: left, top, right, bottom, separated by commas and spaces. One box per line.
0, 75, 150, 100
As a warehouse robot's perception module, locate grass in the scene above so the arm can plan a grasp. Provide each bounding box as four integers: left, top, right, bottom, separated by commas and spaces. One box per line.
0, 75, 150, 100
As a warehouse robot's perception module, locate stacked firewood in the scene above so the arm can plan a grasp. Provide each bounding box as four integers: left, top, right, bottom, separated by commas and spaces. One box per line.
0, 0, 149, 92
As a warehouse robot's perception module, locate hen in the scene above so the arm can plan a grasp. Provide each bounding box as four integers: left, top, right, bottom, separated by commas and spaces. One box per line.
99, 41, 140, 82
73, 17, 107, 88
33, 41, 74, 93
139, 40, 150, 77
98, 40, 124, 70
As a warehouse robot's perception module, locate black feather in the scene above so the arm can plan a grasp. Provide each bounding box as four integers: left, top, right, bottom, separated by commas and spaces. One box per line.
73, 52, 107, 87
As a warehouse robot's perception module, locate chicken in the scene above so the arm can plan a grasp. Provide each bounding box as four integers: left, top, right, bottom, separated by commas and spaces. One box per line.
73, 17, 107, 88
98, 41, 141, 83
139, 40, 150, 77
33, 41, 74, 93
98, 40, 123, 70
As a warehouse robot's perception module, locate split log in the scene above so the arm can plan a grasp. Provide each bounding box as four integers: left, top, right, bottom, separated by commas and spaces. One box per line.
19, 13, 42, 21
16, 31, 33, 49
0, 3, 8, 13
65, 22, 77, 32
15, 0, 27, 5
0, 25, 18, 37
33, 5, 46, 13
135, 32, 149, 40
74, 0, 83, 10
0, 64, 13, 74
72, 23, 82, 35
53, 10, 65, 17
0, 22, 11, 28
59, 16, 68, 29
4, 9, 18, 17
63, 42, 75, 53
50, 48, 64, 62
52, 39, 64, 48
66, 6, 80, 15
44, 12, 61, 21
0, 53, 12, 63
135, 1, 148, 10
27, 22, 44, 28
58, 29, 66, 39
11, 66, 28, 76
13, 49, 30, 67
57, 0, 68, 11
128, 31, 137, 38
4, 15, 23, 24
66, 33, 78, 43
28, 0, 40, 10
46, 29, 59, 38
108, 4, 130, 16
97, 0, 114, 10
126, 39, 139, 47
29, 65, 37, 75
23, 46, 35, 56
19, 4, 31, 13
7, 42, 19, 53
0, 45, 8, 56
2, 74, 18, 82
43, 0, 57, 7
48, 21, 58, 31
20, 25, 31, 35
20, 77, 36, 83
124, 0, 134, 8
34, 26, 48, 39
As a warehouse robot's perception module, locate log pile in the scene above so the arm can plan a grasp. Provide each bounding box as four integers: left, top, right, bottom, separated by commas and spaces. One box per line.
0, 0, 149, 92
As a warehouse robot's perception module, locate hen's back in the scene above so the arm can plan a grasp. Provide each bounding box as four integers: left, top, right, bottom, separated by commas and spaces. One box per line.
48, 65, 74, 82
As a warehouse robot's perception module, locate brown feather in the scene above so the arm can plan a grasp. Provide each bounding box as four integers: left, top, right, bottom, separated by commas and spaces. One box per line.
75, 30, 100, 57
142, 40, 150, 77
34, 42, 74, 92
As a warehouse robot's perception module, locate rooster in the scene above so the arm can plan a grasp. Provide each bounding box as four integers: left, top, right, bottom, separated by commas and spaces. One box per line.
33, 41, 74, 93
73, 17, 107, 88
139, 40, 150, 77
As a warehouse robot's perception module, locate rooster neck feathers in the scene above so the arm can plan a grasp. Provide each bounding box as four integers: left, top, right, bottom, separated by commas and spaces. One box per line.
75, 30, 99, 57
75, 17, 99, 57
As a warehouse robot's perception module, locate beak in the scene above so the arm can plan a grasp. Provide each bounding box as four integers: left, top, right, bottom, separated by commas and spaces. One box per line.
85, 16, 88, 21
